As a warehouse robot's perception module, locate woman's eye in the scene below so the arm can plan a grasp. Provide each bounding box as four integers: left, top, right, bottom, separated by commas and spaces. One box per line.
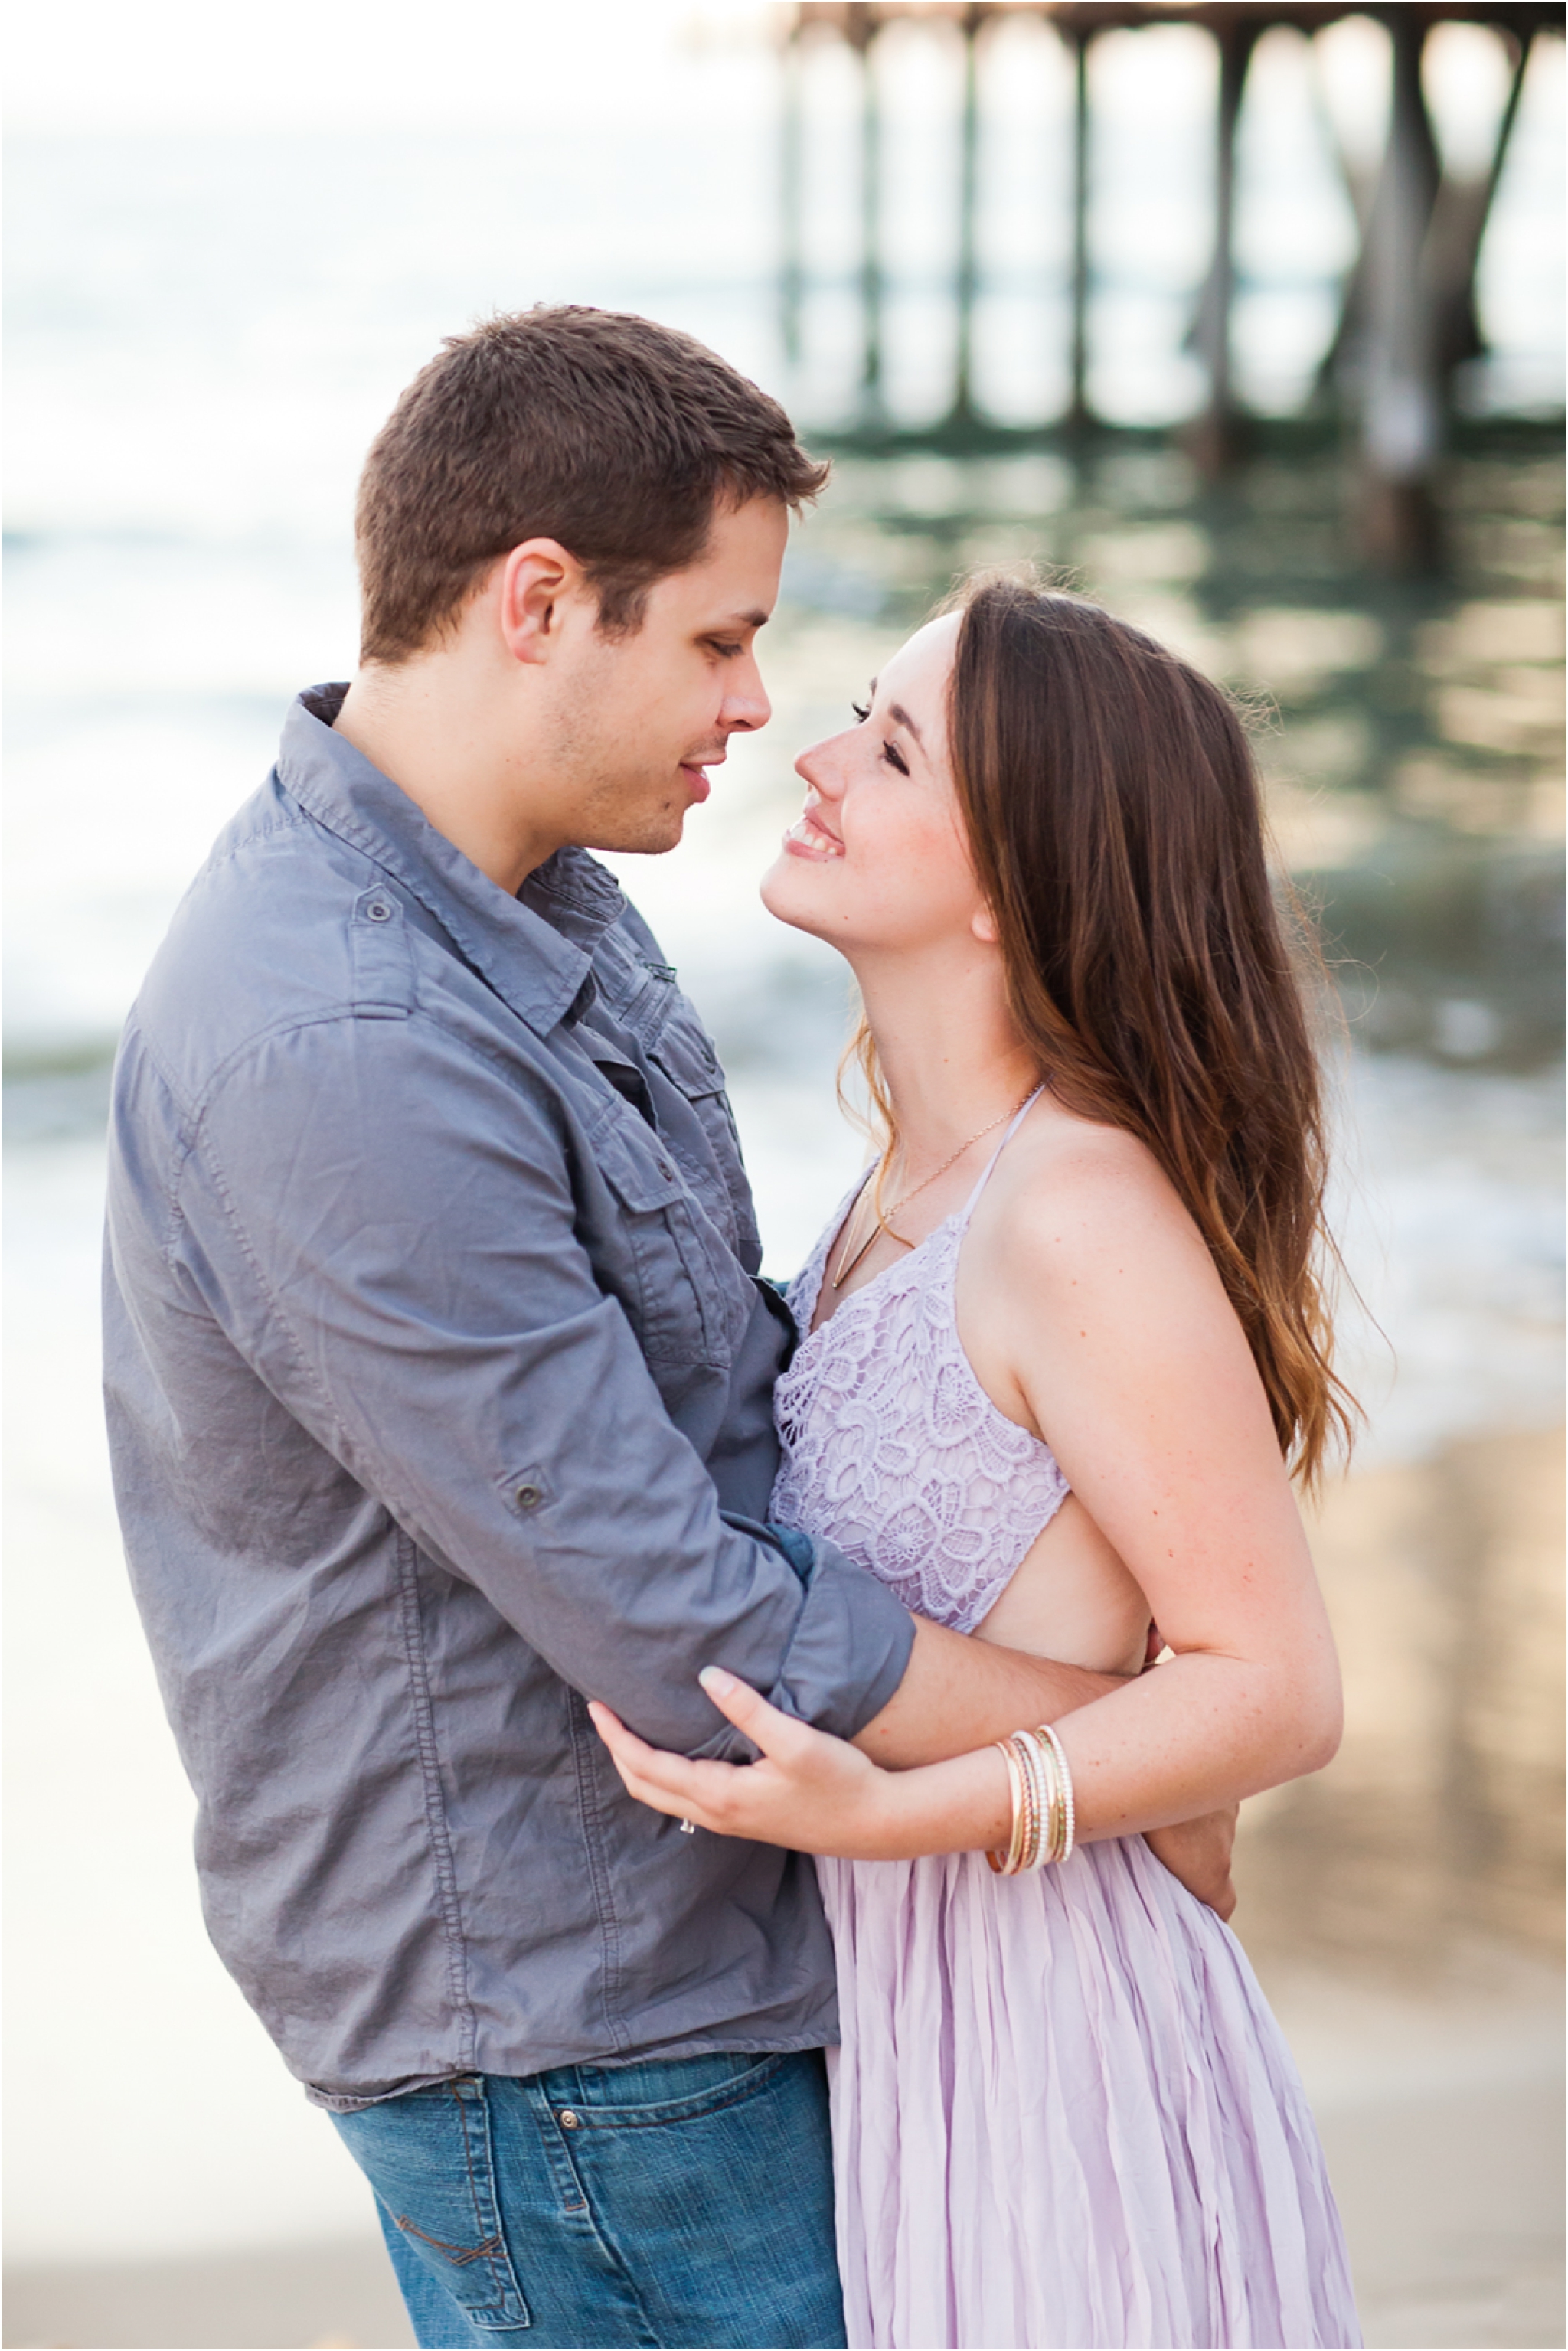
851, 697, 906, 772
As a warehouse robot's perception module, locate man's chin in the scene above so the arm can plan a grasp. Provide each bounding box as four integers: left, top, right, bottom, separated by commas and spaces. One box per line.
578, 807, 688, 859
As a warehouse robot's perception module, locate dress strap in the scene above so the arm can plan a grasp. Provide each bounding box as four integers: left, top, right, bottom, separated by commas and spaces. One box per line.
958, 1086, 1045, 1223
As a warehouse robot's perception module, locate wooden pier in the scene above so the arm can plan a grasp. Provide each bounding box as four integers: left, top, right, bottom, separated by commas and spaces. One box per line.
780, 0, 1563, 564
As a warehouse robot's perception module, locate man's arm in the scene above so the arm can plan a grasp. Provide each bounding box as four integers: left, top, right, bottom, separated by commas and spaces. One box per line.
186, 1004, 1236, 1909
184, 1009, 913, 1758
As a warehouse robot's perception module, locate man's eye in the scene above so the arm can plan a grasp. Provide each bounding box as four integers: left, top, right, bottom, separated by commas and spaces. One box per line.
710, 641, 743, 659
851, 700, 870, 722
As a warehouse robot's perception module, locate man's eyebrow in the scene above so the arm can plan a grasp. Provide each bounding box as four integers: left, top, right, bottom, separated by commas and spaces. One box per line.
713, 609, 770, 632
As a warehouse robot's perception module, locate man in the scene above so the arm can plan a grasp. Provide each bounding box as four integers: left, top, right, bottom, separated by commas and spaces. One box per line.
104, 308, 1232, 2350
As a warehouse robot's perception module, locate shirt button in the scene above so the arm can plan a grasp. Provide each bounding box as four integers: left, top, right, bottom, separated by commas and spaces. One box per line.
558, 2109, 580, 2129
656, 1160, 674, 1179
514, 1481, 543, 1512
365, 899, 393, 922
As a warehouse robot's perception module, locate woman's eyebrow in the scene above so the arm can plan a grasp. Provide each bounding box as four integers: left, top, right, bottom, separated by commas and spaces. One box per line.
867, 678, 923, 746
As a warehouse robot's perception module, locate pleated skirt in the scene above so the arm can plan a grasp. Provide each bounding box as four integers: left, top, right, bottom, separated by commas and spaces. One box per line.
819, 1837, 1362, 2351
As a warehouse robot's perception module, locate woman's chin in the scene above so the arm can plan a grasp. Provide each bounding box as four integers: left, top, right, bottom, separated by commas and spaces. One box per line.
760, 847, 835, 939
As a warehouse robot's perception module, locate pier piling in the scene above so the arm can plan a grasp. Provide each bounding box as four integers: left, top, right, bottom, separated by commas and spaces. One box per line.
1067, 28, 1092, 431
1187, 19, 1260, 478
782, 1, 1563, 568
951, 5, 985, 426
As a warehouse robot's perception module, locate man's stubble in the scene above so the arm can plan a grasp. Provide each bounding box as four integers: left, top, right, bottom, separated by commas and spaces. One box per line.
537, 647, 695, 859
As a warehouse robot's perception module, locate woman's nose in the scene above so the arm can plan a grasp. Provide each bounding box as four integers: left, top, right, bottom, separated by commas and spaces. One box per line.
795, 734, 849, 799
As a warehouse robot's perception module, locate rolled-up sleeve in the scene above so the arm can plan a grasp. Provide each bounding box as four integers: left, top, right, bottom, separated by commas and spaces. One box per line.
181, 1009, 914, 1755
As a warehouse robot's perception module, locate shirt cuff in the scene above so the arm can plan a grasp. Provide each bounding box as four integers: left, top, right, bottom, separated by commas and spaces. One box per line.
754, 1517, 918, 1742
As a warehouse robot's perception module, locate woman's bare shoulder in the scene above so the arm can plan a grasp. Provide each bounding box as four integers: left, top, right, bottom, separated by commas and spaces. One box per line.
975, 1096, 1213, 1294
997, 1096, 1180, 1214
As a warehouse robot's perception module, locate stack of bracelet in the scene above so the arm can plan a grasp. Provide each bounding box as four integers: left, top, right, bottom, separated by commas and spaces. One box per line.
986, 1722, 1076, 1875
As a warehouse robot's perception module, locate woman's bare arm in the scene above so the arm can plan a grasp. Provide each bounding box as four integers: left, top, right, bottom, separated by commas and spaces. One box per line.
590, 1121, 1338, 1870
958, 1123, 1341, 1837
848, 1614, 1125, 1769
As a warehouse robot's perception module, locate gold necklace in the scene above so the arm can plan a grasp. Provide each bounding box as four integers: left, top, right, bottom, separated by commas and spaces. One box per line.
829, 1086, 1037, 1292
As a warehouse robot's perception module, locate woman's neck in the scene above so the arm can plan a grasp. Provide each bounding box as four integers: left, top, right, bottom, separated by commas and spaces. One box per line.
851, 942, 1037, 1180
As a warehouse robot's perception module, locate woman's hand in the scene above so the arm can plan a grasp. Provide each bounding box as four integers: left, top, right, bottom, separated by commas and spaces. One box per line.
590, 1667, 899, 1856
590, 1666, 1011, 1861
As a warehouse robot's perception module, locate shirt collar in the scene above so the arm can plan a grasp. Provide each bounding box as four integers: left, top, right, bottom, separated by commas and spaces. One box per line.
277, 684, 626, 1035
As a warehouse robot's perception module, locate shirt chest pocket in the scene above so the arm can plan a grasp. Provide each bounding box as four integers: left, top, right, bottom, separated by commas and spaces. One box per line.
594, 1111, 749, 1372
645, 1004, 762, 1269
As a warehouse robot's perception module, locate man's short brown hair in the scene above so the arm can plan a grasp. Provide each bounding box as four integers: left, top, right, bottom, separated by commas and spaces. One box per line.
355, 306, 829, 664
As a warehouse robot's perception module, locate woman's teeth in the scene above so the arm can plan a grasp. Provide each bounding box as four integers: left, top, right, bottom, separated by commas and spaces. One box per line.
786, 811, 844, 860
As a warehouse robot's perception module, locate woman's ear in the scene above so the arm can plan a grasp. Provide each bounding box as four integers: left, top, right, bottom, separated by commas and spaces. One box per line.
971, 900, 1001, 946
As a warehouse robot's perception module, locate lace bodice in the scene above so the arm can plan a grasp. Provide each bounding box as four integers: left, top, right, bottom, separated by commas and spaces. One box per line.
770, 1112, 1070, 1634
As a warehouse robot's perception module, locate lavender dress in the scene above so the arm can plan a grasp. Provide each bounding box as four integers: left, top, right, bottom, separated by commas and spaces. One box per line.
770, 1117, 1361, 2351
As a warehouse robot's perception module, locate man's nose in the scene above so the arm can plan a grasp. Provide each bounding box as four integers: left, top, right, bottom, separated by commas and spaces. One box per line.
721, 651, 771, 735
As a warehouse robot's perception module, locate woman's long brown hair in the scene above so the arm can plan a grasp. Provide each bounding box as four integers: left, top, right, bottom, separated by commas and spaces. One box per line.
849, 574, 1357, 1488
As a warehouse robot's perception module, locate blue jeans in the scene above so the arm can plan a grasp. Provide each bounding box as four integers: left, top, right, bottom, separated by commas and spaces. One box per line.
331, 2049, 846, 2350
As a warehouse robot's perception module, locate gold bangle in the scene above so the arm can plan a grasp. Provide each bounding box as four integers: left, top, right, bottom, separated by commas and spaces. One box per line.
988, 1726, 1077, 1874
1012, 1732, 1039, 1872
1016, 1728, 1050, 1872
986, 1736, 1025, 1874
1036, 1722, 1076, 1864
999, 1732, 1040, 1875
1020, 1729, 1050, 1872
1019, 1729, 1055, 1868
1016, 1735, 1036, 1872
989, 1731, 1048, 1874
1026, 1729, 1061, 1872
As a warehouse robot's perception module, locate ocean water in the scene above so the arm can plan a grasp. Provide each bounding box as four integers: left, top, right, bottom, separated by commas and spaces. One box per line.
3, 16, 1563, 2271
5, 21, 1562, 1043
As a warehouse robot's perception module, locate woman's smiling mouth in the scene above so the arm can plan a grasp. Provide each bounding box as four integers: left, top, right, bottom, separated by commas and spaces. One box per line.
783, 800, 844, 860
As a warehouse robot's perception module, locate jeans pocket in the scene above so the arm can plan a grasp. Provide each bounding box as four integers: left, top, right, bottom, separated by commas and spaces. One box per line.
332, 2078, 531, 2331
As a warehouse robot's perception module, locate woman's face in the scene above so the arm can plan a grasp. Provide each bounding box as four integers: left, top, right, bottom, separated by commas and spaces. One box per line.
761, 613, 990, 957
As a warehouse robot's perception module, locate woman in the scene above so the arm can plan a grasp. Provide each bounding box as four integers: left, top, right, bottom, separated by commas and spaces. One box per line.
591, 578, 1362, 2350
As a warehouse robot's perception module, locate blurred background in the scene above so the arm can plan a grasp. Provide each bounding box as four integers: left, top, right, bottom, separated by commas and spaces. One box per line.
4, 2, 1563, 2345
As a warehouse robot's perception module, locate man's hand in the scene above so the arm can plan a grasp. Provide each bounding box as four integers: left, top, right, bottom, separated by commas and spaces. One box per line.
1143, 1805, 1239, 1919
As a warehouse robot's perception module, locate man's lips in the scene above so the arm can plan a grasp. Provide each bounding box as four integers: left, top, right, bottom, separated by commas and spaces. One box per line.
783, 802, 844, 860
680, 755, 724, 804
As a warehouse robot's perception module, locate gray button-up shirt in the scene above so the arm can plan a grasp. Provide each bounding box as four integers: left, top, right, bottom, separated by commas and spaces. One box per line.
103, 685, 913, 2111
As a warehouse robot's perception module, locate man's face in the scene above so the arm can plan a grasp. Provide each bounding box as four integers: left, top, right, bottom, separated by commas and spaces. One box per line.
541, 493, 788, 856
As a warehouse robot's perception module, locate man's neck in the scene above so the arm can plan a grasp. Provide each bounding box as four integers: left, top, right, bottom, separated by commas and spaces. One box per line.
334, 659, 560, 896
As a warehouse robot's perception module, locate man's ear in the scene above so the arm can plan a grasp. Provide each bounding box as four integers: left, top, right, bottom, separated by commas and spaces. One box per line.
498, 540, 583, 667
